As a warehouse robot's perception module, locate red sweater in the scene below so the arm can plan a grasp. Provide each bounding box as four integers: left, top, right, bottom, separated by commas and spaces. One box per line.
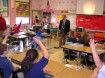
12, 22, 21, 33
0, 17, 7, 31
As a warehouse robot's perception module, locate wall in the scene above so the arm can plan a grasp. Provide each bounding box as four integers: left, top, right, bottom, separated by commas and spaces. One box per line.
67, 14, 76, 29
32, 0, 40, 10
31, 0, 77, 29
76, 0, 104, 15
7, 0, 105, 30
39, 0, 77, 11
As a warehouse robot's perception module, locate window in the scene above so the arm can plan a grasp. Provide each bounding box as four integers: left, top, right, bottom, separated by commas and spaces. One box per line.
16, 17, 29, 24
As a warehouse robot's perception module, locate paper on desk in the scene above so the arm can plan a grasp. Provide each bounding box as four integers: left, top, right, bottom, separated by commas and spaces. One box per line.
65, 64, 82, 70
96, 49, 105, 53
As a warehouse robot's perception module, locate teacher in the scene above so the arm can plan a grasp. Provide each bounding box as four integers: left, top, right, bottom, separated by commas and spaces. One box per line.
59, 15, 70, 47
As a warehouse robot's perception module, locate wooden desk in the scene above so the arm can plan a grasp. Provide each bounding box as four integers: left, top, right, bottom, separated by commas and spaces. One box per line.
9, 35, 28, 52
9, 52, 93, 78
62, 44, 105, 54
56, 67, 93, 78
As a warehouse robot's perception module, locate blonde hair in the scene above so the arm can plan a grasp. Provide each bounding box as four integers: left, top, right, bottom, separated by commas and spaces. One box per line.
69, 30, 75, 38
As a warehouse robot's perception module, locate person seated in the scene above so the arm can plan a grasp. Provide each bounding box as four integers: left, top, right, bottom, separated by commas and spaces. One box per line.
90, 39, 105, 78
0, 29, 20, 78
67, 30, 77, 43
77, 31, 90, 46
24, 25, 29, 32
11, 21, 22, 34
31, 26, 43, 50
21, 37, 50, 78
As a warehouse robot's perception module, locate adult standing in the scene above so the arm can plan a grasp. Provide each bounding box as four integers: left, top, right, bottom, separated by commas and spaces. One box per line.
59, 15, 70, 47
0, 12, 7, 43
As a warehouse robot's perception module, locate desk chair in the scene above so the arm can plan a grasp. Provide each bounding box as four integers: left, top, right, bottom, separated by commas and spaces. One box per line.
63, 48, 79, 65
80, 53, 95, 69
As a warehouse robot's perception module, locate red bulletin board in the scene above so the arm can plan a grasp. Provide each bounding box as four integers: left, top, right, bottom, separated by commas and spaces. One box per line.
76, 15, 105, 30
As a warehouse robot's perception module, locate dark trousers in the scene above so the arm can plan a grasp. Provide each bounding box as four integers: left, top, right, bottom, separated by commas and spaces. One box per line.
59, 30, 66, 47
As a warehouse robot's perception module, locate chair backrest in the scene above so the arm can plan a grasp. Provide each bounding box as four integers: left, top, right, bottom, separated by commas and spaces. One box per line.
0, 68, 4, 78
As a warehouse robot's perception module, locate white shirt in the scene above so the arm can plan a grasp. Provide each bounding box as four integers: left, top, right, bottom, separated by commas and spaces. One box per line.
98, 65, 105, 78
62, 19, 66, 29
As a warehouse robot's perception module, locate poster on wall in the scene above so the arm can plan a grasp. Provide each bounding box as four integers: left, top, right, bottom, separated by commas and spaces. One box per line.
32, 10, 42, 25
0, 0, 8, 16
16, 1, 29, 17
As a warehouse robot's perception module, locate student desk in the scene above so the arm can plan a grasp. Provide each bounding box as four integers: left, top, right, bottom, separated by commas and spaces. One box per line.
55, 67, 93, 78
9, 52, 93, 78
62, 44, 105, 54
9, 35, 28, 52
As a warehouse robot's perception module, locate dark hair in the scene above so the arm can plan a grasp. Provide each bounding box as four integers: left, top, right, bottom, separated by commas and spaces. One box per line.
99, 53, 105, 63
69, 30, 75, 38
36, 26, 42, 33
14, 24, 17, 27
21, 49, 39, 73
0, 44, 7, 55
35, 16, 38, 18
35, 16, 39, 23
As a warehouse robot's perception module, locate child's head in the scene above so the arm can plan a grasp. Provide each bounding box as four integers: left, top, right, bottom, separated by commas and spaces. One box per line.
21, 49, 39, 73
36, 26, 42, 33
99, 53, 105, 63
0, 44, 8, 56
69, 30, 75, 38
13, 24, 17, 29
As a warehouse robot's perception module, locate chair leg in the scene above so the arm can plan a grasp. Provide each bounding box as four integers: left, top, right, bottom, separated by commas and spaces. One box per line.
74, 60, 78, 65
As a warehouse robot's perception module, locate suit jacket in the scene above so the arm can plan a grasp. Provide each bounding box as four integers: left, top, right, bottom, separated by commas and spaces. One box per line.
59, 19, 70, 35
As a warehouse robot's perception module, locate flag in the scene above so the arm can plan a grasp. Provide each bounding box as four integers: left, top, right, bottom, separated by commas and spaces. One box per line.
47, 0, 50, 9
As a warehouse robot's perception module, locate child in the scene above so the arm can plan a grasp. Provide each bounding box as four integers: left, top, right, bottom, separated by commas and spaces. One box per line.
32, 26, 43, 50
78, 31, 90, 46
21, 37, 49, 78
90, 39, 105, 78
0, 29, 15, 78
12, 20, 22, 34
67, 30, 77, 43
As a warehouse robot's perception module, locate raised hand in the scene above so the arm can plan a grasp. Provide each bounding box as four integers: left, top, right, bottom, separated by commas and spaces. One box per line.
89, 39, 97, 49
33, 37, 42, 45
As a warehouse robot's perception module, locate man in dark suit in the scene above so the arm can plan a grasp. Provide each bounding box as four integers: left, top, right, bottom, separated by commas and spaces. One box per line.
59, 15, 70, 47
